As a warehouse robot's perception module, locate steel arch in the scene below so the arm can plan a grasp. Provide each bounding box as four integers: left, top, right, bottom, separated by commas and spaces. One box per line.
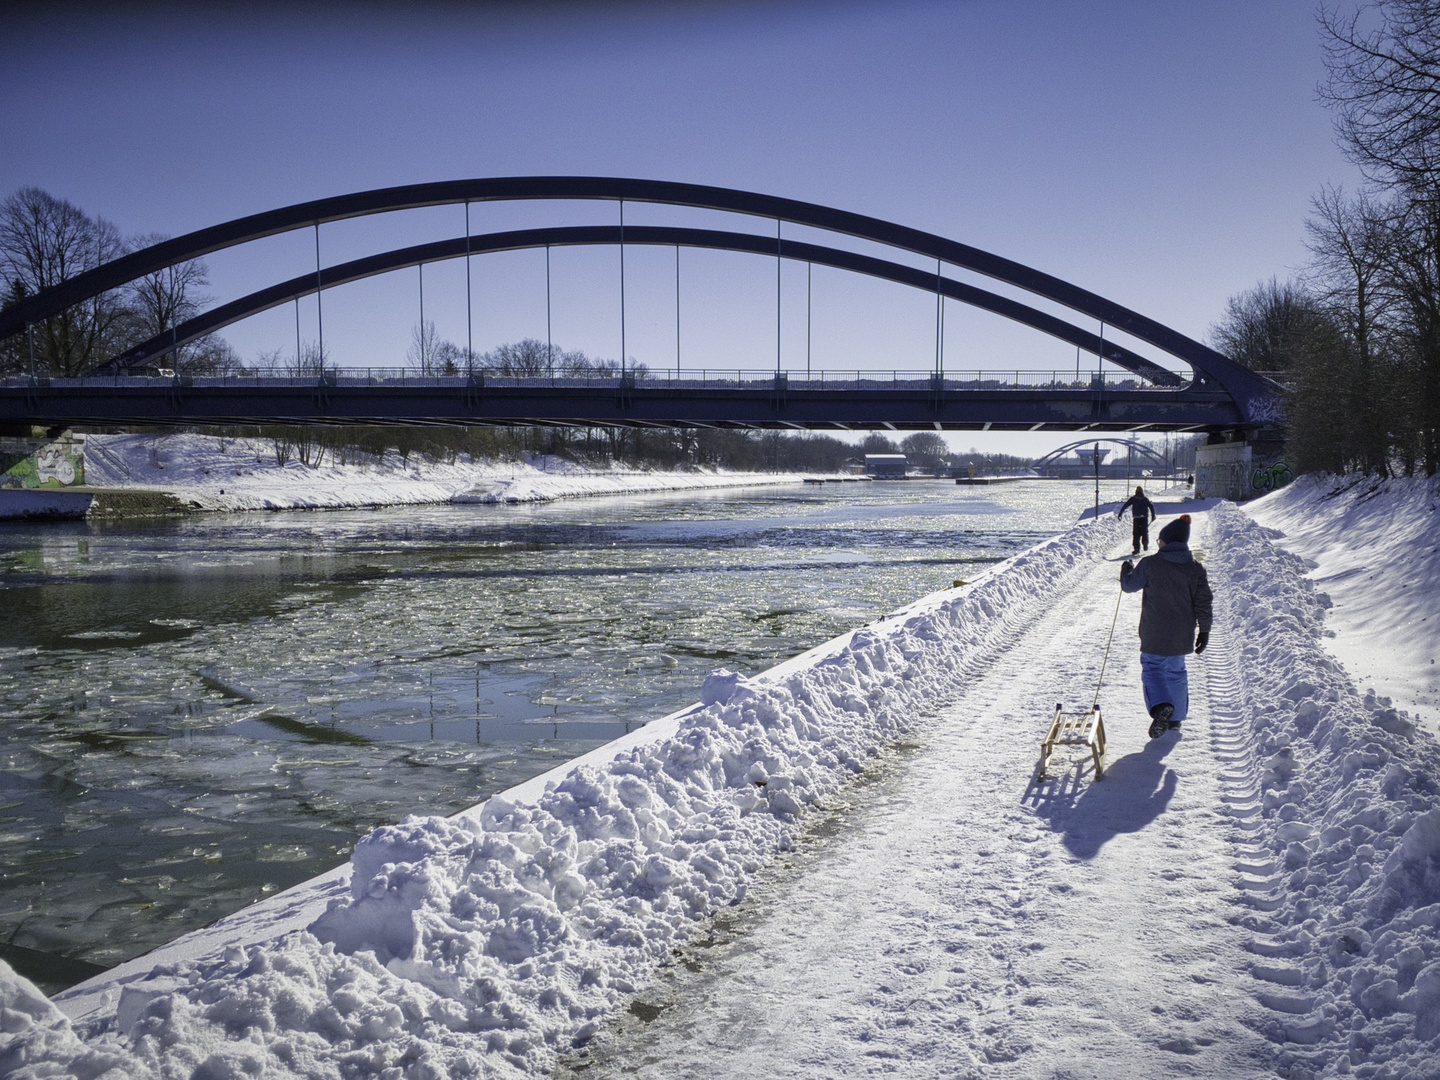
106, 224, 1180, 385
1032, 438, 1174, 472
0, 176, 1279, 424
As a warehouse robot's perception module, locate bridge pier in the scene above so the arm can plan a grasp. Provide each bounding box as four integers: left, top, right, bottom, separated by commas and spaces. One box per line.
1194, 428, 1286, 500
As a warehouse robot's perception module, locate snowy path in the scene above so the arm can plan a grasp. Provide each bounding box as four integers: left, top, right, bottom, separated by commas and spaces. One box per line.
572, 515, 1275, 1077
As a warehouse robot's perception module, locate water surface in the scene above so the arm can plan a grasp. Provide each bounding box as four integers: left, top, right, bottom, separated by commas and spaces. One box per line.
0, 477, 1126, 984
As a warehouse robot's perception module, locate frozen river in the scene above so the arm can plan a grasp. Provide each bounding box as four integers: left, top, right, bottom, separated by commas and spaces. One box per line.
0, 477, 1133, 987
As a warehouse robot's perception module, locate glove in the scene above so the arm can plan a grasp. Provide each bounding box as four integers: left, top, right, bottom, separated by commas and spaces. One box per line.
1120, 560, 1133, 579
1195, 631, 1209, 654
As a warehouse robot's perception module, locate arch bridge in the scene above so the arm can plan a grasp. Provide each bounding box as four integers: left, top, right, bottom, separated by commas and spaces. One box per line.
1031, 438, 1179, 475
0, 177, 1281, 434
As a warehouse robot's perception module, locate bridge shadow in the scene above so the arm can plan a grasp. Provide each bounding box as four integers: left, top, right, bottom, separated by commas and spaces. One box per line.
1023, 737, 1179, 860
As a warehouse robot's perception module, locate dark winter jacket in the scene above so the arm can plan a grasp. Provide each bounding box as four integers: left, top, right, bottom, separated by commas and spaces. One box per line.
1120, 542, 1213, 656
1117, 493, 1156, 524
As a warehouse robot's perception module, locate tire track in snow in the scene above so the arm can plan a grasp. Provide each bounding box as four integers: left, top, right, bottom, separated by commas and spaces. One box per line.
1199, 557, 1349, 1052
566, 513, 1274, 1078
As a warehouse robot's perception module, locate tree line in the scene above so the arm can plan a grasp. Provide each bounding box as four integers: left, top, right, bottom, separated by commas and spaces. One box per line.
233, 423, 1039, 477
1214, 0, 1440, 476
0, 187, 236, 377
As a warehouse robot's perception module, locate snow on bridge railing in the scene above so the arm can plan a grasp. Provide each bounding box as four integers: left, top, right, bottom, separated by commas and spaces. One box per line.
3, 367, 1182, 391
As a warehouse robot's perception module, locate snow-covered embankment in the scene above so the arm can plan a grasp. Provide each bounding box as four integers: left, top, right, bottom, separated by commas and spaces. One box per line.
1212, 486, 1440, 1076
1245, 473, 1440, 735
75, 433, 817, 512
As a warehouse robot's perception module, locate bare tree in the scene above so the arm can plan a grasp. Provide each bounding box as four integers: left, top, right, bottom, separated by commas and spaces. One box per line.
1378, 196, 1440, 472
485, 338, 561, 376
1318, 1, 1440, 473
0, 187, 128, 374
183, 336, 244, 376
1209, 279, 1326, 373
1305, 186, 1399, 472
254, 340, 328, 378
295, 340, 329, 378
434, 340, 463, 375
407, 320, 471, 375
123, 233, 205, 339
406, 319, 441, 374
249, 347, 286, 375
1320, 0, 1440, 192
900, 431, 949, 473
1307, 188, 1393, 348
1212, 279, 1357, 473
117, 231, 227, 374
1277, 312, 1359, 476
480, 338, 640, 379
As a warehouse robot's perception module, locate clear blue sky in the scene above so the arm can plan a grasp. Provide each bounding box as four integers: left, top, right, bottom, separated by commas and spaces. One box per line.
2, 0, 1359, 456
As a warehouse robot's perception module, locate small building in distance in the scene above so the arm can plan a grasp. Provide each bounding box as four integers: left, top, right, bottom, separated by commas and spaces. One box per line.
864, 454, 909, 479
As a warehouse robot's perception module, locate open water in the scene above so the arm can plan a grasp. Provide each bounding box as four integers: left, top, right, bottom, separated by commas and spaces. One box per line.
0, 477, 1143, 988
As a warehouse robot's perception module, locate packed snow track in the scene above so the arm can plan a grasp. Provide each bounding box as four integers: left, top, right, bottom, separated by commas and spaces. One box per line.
565, 508, 1274, 1078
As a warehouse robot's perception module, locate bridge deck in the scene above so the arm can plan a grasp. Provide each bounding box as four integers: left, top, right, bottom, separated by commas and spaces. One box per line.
0, 369, 1241, 432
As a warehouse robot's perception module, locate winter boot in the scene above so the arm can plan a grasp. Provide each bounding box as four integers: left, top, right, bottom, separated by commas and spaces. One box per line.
1148, 702, 1174, 739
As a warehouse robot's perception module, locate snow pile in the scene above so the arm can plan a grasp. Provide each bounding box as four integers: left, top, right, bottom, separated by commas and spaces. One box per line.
78, 433, 815, 511
1, 515, 1120, 1077
1210, 498, 1440, 1077
0, 965, 126, 1078
1245, 473, 1440, 736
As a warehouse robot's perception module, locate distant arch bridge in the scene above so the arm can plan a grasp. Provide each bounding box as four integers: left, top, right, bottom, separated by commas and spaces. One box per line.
0, 177, 1281, 433
1031, 438, 1177, 475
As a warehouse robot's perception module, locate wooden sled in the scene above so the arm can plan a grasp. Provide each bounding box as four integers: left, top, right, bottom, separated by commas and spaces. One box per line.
1036, 703, 1106, 781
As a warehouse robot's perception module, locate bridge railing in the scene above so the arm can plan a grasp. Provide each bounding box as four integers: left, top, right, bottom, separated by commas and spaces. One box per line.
3, 367, 1182, 392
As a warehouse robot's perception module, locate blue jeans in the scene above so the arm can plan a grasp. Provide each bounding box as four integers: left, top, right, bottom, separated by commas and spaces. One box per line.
1140, 652, 1189, 724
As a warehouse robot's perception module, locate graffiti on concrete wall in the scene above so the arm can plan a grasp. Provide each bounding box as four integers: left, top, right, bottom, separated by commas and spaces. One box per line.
1, 437, 85, 489
1249, 457, 1292, 495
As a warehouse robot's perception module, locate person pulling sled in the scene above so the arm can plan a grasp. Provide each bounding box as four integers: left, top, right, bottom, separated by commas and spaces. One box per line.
1119, 514, 1213, 738
1116, 486, 1157, 556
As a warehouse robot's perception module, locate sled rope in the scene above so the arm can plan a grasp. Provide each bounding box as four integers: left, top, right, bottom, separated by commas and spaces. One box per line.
1091, 579, 1125, 713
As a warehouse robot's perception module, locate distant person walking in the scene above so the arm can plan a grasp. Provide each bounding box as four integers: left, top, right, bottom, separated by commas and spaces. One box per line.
1119, 514, 1213, 738
1116, 486, 1157, 556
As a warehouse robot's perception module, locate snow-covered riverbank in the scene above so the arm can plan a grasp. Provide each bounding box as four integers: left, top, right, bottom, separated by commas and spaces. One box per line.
1245, 474, 1440, 738
46, 433, 825, 513
2, 476, 1438, 1079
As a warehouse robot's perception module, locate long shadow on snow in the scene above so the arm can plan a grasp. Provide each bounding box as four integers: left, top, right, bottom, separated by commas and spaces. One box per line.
1029, 737, 1179, 859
